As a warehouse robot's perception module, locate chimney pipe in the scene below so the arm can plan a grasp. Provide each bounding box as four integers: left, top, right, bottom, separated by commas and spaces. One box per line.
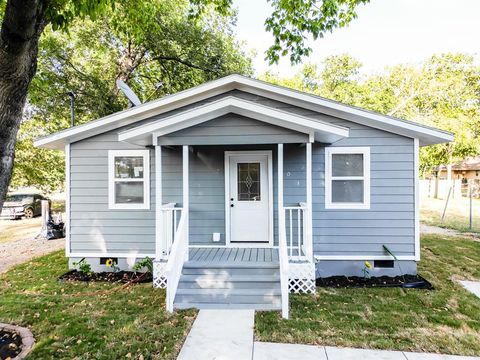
67, 91, 75, 127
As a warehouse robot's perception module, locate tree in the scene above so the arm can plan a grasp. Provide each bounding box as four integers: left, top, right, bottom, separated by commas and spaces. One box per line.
261, 53, 480, 172
0, 0, 367, 208
10, 0, 252, 193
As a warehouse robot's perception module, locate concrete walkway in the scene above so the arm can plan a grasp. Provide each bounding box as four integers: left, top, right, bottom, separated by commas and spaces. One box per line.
459, 280, 480, 298
178, 310, 480, 360
177, 310, 254, 360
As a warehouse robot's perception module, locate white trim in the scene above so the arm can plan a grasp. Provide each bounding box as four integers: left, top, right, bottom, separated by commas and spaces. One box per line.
305, 143, 313, 261
108, 149, 150, 210
325, 147, 371, 210
65, 143, 71, 256
278, 144, 285, 246
119, 96, 349, 143
315, 255, 417, 261
183, 146, 189, 259
155, 145, 162, 260
224, 150, 274, 248
414, 138, 420, 261
35, 74, 452, 150
69, 252, 155, 258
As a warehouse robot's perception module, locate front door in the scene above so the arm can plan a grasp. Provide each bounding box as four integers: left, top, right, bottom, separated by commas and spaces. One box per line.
226, 151, 272, 245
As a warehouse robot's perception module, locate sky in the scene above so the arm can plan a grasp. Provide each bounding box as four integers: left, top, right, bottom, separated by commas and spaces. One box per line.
232, 0, 480, 76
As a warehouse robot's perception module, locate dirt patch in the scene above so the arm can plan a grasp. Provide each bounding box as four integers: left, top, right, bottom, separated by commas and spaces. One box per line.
58, 270, 152, 284
316, 274, 433, 289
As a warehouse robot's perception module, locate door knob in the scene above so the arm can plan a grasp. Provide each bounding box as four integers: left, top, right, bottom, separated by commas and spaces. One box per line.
230, 204, 234, 207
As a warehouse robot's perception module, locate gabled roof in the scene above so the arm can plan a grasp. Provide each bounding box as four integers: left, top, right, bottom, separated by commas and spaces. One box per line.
118, 96, 349, 145
34, 74, 453, 150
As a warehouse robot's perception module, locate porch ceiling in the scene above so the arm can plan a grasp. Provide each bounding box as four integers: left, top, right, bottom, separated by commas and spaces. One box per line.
118, 96, 349, 146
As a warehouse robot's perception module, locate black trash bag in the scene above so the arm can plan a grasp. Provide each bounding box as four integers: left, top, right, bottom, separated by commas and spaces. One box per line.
46, 219, 65, 240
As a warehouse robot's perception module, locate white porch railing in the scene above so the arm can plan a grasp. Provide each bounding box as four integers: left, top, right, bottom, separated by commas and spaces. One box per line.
160, 203, 183, 258
283, 202, 312, 261
278, 216, 290, 319
165, 209, 188, 312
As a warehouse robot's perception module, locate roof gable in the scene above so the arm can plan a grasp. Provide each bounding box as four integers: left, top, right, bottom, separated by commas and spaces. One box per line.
34, 74, 453, 150
118, 96, 349, 145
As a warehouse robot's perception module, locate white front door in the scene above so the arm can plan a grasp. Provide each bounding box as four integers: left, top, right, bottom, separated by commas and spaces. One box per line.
226, 152, 272, 245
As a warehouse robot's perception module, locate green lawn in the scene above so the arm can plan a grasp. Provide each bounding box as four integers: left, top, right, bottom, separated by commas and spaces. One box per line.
421, 196, 480, 233
256, 234, 480, 356
0, 251, 196, 359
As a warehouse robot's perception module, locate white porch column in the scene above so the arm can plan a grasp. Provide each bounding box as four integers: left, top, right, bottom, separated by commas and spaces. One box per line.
278, 144, 285, 242
183, 145, 189, 261
155, 144, 163, 261
305, 142, 313, 261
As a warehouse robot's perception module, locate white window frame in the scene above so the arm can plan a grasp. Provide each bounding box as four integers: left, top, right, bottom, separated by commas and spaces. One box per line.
108, 149, 150, 210
325, 147, 370, 209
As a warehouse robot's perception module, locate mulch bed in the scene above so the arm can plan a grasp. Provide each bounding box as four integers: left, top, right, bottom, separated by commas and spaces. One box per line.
316, 274, 433, 289
58, 270, 152, 284
0, 330, 22, 359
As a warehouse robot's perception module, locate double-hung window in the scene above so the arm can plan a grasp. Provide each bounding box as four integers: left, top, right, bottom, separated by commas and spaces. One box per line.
108, 150, 150, 209
325, 147, 370, 209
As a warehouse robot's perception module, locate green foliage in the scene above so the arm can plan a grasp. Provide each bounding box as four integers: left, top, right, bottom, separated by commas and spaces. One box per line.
72, 258, 92, 275
261, 53, 480, 170
265, 0, 369, 64
133, 257, 154, 274
13, 0, 252, 192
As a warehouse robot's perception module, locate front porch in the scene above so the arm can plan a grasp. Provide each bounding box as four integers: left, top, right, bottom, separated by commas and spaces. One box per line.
151, 142, 321, 318
188, 247, 280, 263
115, 97, 349, 318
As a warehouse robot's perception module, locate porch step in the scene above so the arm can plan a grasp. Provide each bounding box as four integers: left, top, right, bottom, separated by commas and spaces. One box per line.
174, 260, 282, 311
182, 263, 280, 276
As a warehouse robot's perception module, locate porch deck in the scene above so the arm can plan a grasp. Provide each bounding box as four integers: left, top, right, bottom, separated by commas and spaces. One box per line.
188, 247, 279, 264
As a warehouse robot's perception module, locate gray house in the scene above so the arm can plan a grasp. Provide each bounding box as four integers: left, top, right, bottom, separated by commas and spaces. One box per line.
35, 75, 453, 318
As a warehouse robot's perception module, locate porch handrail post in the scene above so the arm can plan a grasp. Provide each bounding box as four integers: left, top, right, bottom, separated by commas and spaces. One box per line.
305, 142, 313, 262
155, 143, 163, 261
183, 145, 189, 261
278, 143, 289, 319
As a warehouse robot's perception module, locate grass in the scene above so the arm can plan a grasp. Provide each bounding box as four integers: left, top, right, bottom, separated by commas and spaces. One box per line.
0, 251, 196, 359
421, 196, 480, 233
255, 233, 480, 356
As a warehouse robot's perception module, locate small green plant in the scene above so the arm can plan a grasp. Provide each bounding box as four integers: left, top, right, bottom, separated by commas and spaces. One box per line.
362, 261, 372, 279
105, 258, 120, 272
72, 258, 92, 275
132, 257, 153, 273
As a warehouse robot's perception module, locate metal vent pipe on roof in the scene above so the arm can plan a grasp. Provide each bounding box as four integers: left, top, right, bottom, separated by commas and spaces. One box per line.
67, 91, 75, 127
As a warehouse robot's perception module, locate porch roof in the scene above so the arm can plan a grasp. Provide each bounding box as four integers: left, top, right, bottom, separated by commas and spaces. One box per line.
118, 96, 349, 146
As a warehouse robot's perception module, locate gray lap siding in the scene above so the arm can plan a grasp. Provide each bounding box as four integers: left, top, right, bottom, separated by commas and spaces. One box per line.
69, 133, 156, 255
68, 90, 415, 259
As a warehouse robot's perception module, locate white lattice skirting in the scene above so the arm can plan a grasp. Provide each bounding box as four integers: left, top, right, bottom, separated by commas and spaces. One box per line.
153, 261, 167, 289
288, 262, 316, 294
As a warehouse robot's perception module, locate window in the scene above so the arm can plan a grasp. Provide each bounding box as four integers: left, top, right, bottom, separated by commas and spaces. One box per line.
108, 150, 150, 209
325, 147, 370, 209
237, 163, 261, 201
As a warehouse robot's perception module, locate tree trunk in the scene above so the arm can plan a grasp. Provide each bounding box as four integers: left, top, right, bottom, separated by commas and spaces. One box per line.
0, 0, 47, 209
